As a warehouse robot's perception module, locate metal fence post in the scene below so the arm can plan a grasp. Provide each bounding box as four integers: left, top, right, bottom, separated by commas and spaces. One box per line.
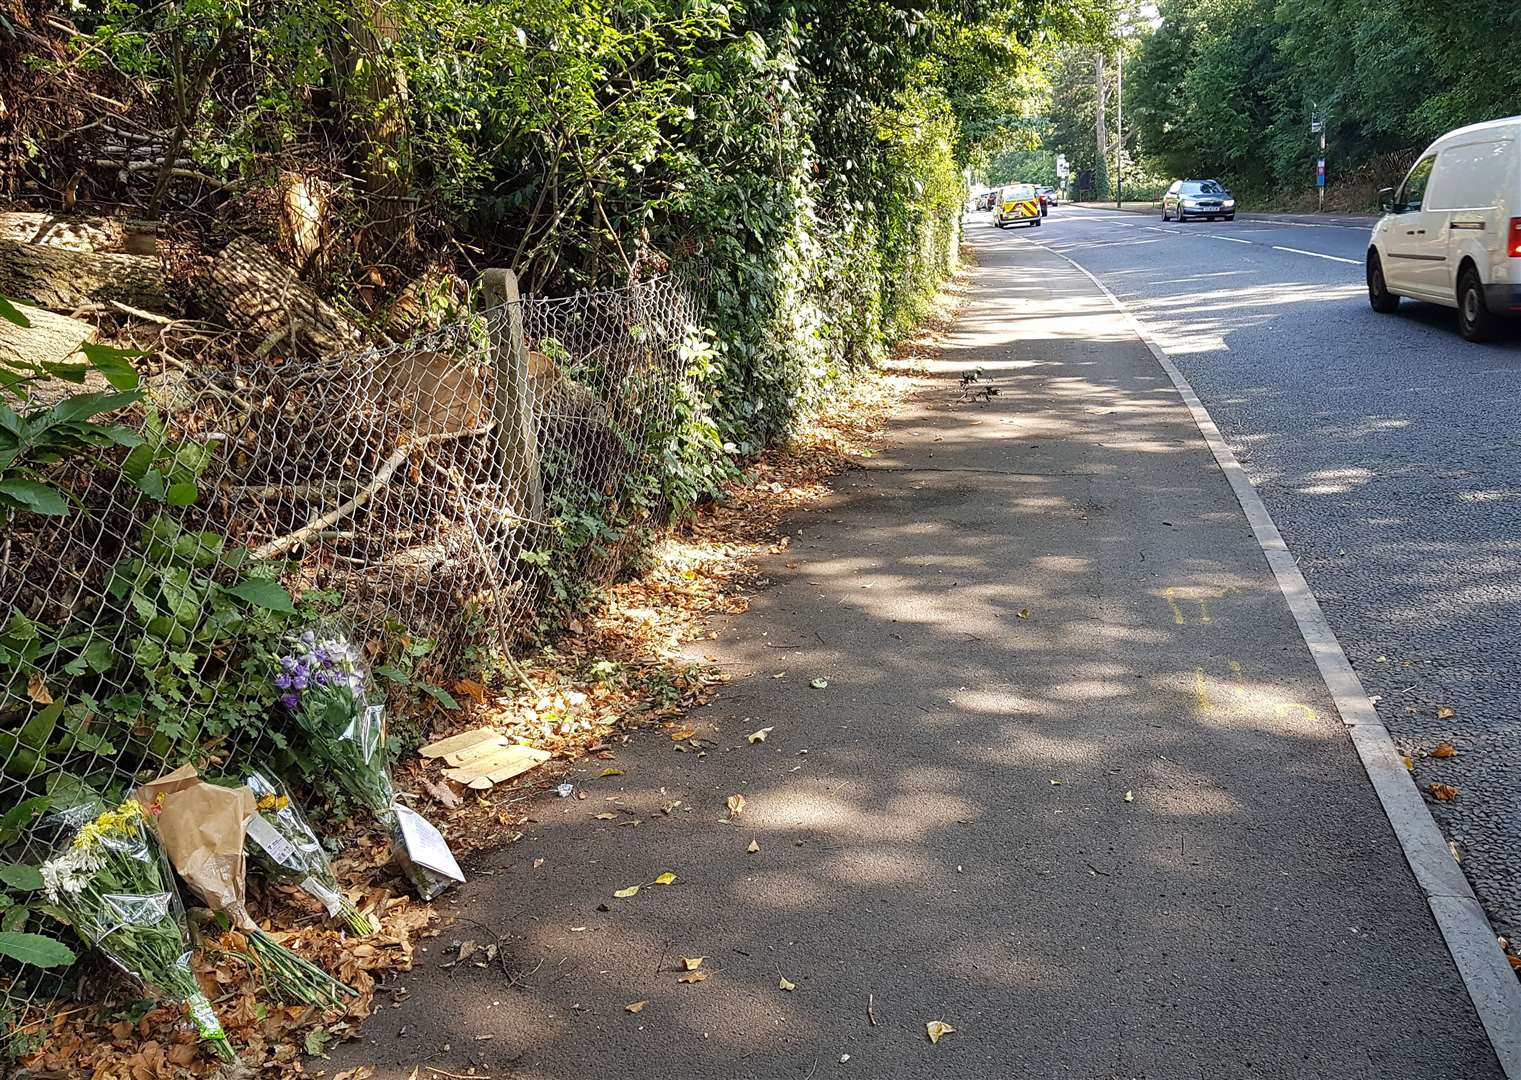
479, 268, 545, 524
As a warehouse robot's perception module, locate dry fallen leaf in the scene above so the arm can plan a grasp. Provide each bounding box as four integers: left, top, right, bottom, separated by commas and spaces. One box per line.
25, 672, 52, 705
678, 970, 709, 984
1016, 609, 1030, 620
614, 885, 640, 898
926, 1020, 956, 1044
778, 976, 796, 992
594, 812, 618, 820
600, 768, 625, 778
726, 794, 747, 818
747, 840, 760, 854
1428, 742, 1458, 759
1437, 706, 1456, 720
1426, 783, 1460, 802
748, 726, 774, 744
422, 778, 464, 809
1508, 954, 1521, 973
533, 857, 545, 869
1123, 790, 1134, 803
453, 678, 488, 705
669, 727, 697, 741
625, 1000, 649, 1014
810, 678, 828, 689
683, 957, 705, 971
1400, 754, 1415, 772
653, 872, 677, 886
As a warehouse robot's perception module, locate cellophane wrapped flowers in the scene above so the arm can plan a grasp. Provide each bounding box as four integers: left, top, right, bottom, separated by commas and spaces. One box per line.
277, 626, 462, 900
136, 767, 356, 1011
277, 629, 395, 815
244, 770, 378, 936
41, 799, 235, 1063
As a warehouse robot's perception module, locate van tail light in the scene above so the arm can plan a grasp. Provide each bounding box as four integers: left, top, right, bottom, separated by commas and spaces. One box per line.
1509, 218, 1521, 257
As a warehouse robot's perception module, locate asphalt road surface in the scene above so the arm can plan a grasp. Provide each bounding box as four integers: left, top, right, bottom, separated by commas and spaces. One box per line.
1011, 205, 1521, 941
329, 227, 1501, 1079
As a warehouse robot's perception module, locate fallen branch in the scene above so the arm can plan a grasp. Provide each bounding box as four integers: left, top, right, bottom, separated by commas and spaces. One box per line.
251, 424, 492, 560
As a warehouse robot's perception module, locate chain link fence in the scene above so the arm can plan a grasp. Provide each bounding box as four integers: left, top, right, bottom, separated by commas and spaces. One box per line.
0, 268, 709, 1034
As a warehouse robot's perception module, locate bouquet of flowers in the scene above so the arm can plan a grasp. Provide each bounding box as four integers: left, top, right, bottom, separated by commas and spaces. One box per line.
244, 770, 378, 936
277, 625, 464, 900
277, 628, 394, 814
41, 798, 235, 1062
137, 767, 356, 1011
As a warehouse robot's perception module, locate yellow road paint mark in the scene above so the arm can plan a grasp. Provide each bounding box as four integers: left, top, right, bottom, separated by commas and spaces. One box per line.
1273, 703, 1317, 725
1193, 668, 1214, 714
1165, 588, 1185, 625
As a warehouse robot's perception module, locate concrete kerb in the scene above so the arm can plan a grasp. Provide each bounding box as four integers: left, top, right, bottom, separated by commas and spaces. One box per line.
1026, 235, 1521, 1078
1067, 202, 1378, 229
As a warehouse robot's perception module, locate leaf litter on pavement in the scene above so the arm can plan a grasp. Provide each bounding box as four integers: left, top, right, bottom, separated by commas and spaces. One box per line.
19, 290, 944, 1078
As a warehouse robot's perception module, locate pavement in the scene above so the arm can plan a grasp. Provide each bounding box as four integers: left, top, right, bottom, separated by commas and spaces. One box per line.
326, 224, 1506, 1079
1034, 205, 1521, 948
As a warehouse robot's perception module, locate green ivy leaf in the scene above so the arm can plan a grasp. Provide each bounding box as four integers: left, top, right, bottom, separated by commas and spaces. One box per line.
76, 343, 144, 391
166, 481, 199, 507
0, 864, 43, 891
0, 479, 68, 516
0, 296, 32, 329
225, 578, 295, 613
419, 682, 460, 710
0, 931, 76, 969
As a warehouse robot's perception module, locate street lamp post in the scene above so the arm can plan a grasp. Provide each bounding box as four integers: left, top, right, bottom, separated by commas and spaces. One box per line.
1116, 47, 1123, 208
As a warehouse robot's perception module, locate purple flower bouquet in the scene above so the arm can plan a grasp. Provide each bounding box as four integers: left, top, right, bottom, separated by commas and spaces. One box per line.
276, 625, 462, 900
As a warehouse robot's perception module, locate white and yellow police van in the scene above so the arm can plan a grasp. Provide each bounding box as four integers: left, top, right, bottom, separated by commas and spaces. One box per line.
994, 184, 1042, 229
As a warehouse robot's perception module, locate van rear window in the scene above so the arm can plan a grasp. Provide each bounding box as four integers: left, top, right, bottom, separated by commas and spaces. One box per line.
1425, 140, 1514, 210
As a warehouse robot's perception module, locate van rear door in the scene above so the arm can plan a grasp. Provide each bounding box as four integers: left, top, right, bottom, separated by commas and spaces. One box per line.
1425, 136, 1514, 298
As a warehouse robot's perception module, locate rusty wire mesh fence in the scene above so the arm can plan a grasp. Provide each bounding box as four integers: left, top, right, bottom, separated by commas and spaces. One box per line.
0, 270, 709, 1032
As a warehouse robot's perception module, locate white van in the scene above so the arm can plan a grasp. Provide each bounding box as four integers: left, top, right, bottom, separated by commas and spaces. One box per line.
1366, 116, 1521, 341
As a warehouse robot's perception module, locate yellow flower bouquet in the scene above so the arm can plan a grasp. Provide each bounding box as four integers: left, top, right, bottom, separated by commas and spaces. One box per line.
41, 799, 235, 1062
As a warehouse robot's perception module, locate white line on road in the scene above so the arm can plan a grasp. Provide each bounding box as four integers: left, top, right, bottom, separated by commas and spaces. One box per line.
1207, 235, 1254, 244
1271, 245, 1360, 265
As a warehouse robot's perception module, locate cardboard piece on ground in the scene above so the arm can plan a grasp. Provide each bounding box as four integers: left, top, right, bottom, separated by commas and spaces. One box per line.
418, 727, 500, 759
443, 736, 514, 768
443, 744, 551, 789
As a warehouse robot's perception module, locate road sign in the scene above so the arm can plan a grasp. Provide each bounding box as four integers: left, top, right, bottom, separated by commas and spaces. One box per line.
1310, 118, 1323, 134
1056, 154, 1069, 179
1316, 158, 1326, 187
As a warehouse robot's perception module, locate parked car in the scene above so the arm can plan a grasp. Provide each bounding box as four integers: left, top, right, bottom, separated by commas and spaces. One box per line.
1367, 116, 1521, 341
1162, 179, 1235, 221
994, 184, 1042, 228
1038, 186, 1059, 209
978, 190, 998, 211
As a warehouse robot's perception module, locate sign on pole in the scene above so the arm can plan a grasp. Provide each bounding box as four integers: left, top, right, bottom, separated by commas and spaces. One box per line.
1316, 158, 1326, 188
1310, 117, 1323, 134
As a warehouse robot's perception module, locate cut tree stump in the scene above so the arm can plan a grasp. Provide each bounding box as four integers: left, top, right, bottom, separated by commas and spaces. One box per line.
204, 236, 365, 358
0, 239, 167, 312
0, 305, 95, 369
0, 212, 126, 252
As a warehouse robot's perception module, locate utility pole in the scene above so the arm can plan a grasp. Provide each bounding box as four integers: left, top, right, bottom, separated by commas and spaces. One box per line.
1311, 105, 1326, 210
1116, 47, 1124, 208
1094, 53, 1107, 201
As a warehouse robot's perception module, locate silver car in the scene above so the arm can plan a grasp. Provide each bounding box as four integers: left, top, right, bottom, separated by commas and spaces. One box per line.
1162, 179, 1236, 222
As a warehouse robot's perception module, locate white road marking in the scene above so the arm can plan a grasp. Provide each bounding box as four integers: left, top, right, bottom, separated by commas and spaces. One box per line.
1207, 235, 1254, 244
1271, 245, 1360, 265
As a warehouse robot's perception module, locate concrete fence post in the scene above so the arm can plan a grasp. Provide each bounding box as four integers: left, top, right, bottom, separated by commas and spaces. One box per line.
478, 268, 545, 524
